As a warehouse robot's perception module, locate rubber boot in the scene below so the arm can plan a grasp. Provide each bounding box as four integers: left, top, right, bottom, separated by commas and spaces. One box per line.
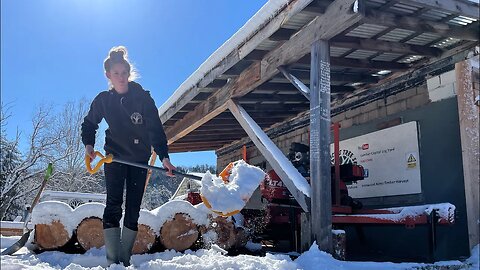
104, 227, 121, 265
120, 226, 137, 267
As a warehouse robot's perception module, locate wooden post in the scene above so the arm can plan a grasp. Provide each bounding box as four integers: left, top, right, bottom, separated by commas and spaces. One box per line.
227, 100, 311, 212
310, 39, 332, 253
455, 58, 480, 250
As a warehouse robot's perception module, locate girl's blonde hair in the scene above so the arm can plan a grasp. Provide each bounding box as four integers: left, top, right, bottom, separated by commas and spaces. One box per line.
103, 46, 139, 85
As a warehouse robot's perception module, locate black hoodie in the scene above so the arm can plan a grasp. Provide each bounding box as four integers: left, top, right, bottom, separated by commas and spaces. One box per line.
81, 81, 169, 163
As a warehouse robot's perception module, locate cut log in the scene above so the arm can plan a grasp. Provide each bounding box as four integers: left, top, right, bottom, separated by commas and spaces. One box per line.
160, 213, 199, 251
76, 217, 104, 251
35, 220, 71, 250
209, 216, 237, 250
132, 224, 156, 254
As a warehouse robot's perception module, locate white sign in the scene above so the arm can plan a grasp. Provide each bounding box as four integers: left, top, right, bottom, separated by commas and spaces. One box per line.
331, 121, 422, 198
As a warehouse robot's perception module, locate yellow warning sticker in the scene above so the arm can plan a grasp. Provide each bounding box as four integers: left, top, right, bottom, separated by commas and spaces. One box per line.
407, 153, 417, 168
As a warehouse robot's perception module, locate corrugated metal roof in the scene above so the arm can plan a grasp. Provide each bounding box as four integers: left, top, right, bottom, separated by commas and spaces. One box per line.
390, 2, 422, 14
378, 28, 416, 42
346, 24, 389, 38
406, 33, 441, 45
345, 49, 378, 59
257, 39, 279, 50
432, 37, 463, 48
397, 55, 424, 63
365, 0, 387, 8
372, 52, 404, 62
448, 15, 478, 26
282, 12, 316, 30
420, 9, 452, 21
330, 46, 352, 57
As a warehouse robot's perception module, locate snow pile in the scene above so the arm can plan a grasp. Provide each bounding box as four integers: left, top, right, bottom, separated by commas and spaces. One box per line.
201, 160, 266, 215
70, 202, 105, 229
338, 203, 456, 222
465, 244, 479, 270
1, 235, 477, 270
31, 201, 74, 237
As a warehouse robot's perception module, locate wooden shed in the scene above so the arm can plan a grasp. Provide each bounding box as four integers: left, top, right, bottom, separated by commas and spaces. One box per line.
158, 0, 479, 261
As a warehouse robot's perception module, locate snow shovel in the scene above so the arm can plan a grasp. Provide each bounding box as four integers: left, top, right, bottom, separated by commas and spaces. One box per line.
1, 163, 53, 256
85, 151, 202, 180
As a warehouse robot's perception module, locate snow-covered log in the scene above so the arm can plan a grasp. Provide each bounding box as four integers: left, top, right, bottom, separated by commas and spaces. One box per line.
32, 201, 74, 250
160, 213, 199, 251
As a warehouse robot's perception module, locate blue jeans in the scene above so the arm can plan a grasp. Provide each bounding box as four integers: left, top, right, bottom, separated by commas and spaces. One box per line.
103, 162, 147, 231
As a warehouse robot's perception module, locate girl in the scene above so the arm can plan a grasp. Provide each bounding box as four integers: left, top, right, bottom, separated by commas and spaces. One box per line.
81, 46, 176, 266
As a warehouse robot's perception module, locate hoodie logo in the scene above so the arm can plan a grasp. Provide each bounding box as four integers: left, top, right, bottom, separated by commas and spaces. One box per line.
131, 112, 143, 125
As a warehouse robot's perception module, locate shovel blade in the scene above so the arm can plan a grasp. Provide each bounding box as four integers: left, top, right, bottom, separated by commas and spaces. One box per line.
1, 230, 31, 256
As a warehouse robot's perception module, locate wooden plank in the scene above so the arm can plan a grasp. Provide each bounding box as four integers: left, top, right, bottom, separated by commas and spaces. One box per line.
400, 0, 479, 19
455, 58, 479, 250
331, 36, 443, 57
166, 0, 363, 144
278, 66, 311, 100
310, 39, 332, 253
362, 9, 479, 41
274, 69, 380, 83
166, 61, 261, 144
227, 99, 311, 212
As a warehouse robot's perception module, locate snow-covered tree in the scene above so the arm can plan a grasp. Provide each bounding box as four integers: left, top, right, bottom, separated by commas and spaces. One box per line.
46, 99, 104, 194
0, 104, 68, 220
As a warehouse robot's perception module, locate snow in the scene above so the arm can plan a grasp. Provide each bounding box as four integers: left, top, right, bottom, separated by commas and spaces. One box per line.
0, 221, 33, 230
245, 241, 263, 252
1, 236, 477, 270
150, 200, 210, 229
70, 203, 105, 229
332, 229, 345, 235
31, 201, 75, 237
336, 203, 456, 222
138, 209, 160, 235
200, 160, 266, 215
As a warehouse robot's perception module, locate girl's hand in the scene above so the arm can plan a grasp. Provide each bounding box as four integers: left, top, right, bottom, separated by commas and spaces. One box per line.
85, 145, 95, 160
162, 158, 176, 177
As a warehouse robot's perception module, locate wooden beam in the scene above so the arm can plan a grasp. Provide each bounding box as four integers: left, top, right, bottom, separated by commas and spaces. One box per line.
278, 66, 311, 100
160, 0, 315, 123
310, 39, 333, 253
362, 9, 479, 41
331, 36, 443, 57
297, 55, 410, 70
400, 0, 479, 20
227, 100, 311, 212
165, 61, 261, 144
273, 70, 379, 83
455, 58, 480, 250
166, 0, 363, 144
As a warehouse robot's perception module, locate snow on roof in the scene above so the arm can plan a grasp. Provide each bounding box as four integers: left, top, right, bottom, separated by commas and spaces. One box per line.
158, 0, 291, 118
200, 160, 266, 214
31, 201, 75, 237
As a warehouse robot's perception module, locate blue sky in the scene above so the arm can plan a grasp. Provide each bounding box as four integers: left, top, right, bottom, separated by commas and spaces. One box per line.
1, 0, 267, 167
